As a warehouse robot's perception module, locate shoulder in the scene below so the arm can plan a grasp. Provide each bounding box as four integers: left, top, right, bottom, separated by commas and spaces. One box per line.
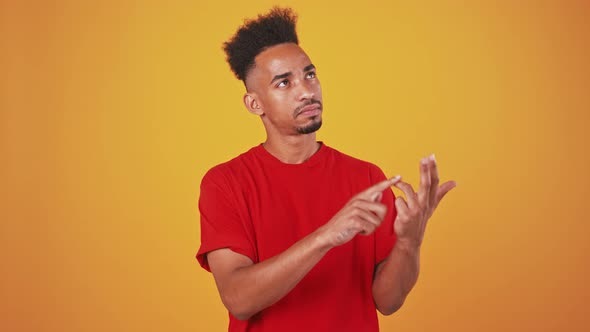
200, 146, 258, 188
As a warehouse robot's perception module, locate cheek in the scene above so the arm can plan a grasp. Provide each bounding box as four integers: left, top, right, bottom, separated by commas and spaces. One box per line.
265, 94, 283, 110
312, 81, 322, 97
264, 93, 292, 117
278, 89, 298, 105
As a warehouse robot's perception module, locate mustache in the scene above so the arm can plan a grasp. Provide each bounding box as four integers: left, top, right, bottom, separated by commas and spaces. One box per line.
293, 99, 323, 117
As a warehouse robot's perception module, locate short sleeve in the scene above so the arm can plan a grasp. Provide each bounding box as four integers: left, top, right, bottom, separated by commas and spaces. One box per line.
196, 167, 257, 272
369, 164, 398, 265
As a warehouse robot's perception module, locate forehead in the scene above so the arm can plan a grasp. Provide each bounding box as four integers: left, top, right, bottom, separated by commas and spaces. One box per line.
253, 43, 312, 78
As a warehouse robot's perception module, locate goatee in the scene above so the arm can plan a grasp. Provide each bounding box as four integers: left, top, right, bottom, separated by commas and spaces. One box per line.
296, 119, 322, 134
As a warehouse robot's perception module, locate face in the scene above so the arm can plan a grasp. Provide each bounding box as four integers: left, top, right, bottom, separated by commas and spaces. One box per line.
244, 43, 323, 136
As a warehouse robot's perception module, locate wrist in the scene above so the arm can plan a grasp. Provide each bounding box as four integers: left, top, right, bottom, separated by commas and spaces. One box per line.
312, 226, 335, 253
395, 238, 421, 255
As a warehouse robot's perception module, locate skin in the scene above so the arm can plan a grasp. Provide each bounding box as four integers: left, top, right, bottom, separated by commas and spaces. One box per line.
207, 42, 457, 320
243, 42, 323, 164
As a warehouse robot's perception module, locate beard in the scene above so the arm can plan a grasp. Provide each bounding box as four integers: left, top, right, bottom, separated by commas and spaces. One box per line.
293, 99, 323, 134
296, 117, 322, 134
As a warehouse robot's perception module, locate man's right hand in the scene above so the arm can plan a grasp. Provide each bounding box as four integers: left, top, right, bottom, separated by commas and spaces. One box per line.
317, 176, 401, 248
207, 175, 401, 321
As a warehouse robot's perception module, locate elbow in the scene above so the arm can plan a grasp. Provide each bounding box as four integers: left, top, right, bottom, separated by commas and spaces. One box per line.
230, 310, 253, 321
376, 298, 405, 316
221, 293, 255, 321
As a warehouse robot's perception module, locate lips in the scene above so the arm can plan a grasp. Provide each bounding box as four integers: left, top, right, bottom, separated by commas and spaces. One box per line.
297, 104, 322, 117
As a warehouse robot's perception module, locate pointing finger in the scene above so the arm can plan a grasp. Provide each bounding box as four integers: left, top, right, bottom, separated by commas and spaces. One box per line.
357, 175, 401, 200
350, 199, 388, 220
371, 192, 383, 202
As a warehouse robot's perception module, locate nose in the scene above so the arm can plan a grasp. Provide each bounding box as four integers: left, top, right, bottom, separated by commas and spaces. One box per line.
297, 80, 315, 101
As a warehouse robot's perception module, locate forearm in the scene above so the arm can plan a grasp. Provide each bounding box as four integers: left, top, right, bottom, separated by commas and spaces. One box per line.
213, 178, 399, 320
221, 230, 331, 320
372, 241, 421, 315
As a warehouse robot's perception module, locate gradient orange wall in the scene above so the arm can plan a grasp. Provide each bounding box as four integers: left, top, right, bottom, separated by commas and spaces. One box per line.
1, 1, 589, 331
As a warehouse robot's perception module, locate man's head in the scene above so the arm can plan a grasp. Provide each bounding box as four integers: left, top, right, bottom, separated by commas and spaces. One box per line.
223, 7, 323, 136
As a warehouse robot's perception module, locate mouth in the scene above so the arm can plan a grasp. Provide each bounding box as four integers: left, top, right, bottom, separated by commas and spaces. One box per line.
296, 103, 322, 117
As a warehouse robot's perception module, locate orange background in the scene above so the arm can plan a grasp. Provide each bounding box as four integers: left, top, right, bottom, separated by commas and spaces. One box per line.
1, 0, 589, 331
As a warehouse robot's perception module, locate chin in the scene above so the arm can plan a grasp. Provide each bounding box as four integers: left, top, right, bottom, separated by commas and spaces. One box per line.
296, 119, 322, 134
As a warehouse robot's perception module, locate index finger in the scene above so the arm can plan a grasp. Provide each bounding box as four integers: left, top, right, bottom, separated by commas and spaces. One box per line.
357, 175, 402, 200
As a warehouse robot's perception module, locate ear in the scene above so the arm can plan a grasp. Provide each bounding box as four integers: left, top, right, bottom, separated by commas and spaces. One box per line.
243, 93, 264, 116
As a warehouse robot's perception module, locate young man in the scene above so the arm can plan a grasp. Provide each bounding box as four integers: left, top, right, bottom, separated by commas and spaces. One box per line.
196, 7, 456, 332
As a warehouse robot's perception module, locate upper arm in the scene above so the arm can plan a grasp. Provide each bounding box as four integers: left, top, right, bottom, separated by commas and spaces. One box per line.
196, 167, 257, 271
207, 248, 254, 292
373, 258, 387, 281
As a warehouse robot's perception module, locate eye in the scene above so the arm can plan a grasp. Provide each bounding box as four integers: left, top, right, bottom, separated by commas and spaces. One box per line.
306, 71, 317, 79
277, 79, 289, 88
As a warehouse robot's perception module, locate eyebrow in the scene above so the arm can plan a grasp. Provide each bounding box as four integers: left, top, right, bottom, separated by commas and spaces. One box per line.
270, 71, 292, 85
303, 64, 316, 72
269, 64, 316, 85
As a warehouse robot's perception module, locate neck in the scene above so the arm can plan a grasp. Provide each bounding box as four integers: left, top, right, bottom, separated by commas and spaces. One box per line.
262, 133, 320, 164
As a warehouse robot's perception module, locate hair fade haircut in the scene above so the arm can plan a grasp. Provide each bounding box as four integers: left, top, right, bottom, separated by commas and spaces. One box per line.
223, 7, 299, 81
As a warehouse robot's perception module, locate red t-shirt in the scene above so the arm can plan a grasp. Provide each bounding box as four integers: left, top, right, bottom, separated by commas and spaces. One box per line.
196, 142, 397, 332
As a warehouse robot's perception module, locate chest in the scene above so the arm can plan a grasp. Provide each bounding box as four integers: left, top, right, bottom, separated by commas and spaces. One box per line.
237, 166, 369, 261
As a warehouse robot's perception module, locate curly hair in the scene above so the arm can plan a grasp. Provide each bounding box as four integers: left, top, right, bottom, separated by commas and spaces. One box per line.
223, 7, 299, 82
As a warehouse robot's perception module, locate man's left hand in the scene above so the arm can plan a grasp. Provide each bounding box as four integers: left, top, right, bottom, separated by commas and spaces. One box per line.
392, 154, 456, 250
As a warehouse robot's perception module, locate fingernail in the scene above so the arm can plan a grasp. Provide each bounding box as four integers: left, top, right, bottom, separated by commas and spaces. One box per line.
430, 154, 436, 162
421, 158, 427, 165
391, 175, 401, 182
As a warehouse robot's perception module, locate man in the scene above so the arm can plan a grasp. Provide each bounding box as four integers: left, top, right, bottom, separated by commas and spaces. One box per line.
196, 7, 456, 332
